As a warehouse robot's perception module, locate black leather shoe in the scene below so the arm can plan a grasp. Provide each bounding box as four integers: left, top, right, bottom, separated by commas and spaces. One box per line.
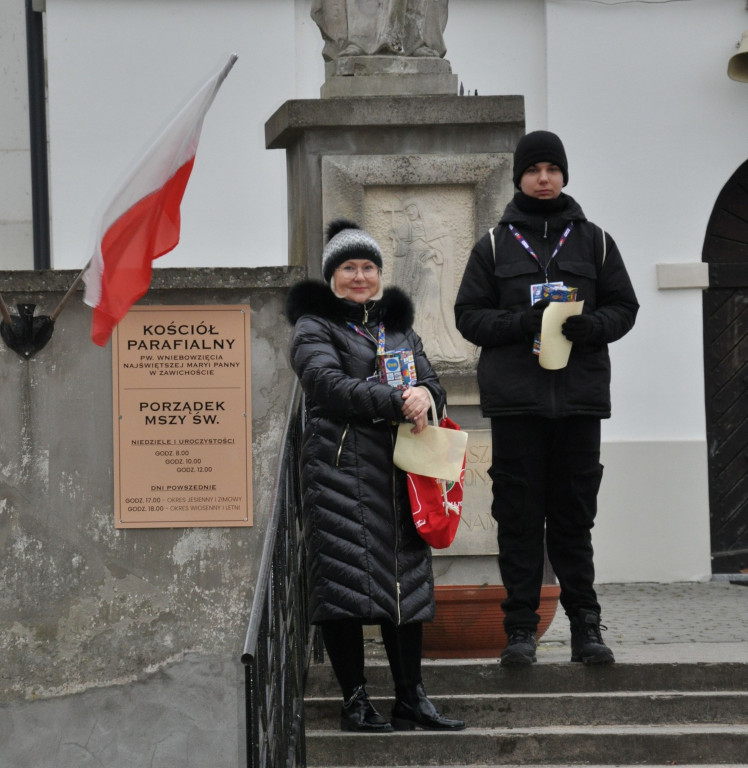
340, 685, 393, 732
500, 628, 537, 666
391, 683, 465, 731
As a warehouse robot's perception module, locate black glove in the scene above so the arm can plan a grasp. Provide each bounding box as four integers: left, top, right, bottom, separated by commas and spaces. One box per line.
519, 300, 549, 335
562, 313, 602, 344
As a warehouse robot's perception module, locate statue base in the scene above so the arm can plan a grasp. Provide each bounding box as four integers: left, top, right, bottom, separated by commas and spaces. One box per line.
265, 92, 525, 585
321, 55, 458, 98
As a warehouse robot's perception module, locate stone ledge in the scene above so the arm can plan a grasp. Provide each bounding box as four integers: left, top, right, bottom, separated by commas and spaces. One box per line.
0, 266, 306, 295
320, 72, 458, 98
325, 54, 453, 77
655, 262, 709, 289
265, 94, 525, 149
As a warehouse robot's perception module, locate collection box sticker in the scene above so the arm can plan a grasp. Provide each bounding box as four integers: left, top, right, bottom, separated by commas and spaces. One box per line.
112, 305, 252, 528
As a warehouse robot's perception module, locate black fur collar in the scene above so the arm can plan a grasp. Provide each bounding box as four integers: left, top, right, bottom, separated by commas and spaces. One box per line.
285, 280, 414, 334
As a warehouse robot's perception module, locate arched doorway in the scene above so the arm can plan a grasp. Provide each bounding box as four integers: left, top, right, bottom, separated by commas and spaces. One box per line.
702, 160, 748, 575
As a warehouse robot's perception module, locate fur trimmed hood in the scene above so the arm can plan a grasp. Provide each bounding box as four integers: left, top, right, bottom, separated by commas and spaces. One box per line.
285, 280, 415, 334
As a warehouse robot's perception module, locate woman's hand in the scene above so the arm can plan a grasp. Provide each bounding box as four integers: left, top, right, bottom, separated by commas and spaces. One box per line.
401, 386, 433, 435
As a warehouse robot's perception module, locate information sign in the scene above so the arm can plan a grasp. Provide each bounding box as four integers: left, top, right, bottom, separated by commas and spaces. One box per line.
112, 305, 252, 528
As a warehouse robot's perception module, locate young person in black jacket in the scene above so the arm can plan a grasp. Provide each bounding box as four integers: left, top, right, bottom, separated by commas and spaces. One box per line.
454, 131, 639, 666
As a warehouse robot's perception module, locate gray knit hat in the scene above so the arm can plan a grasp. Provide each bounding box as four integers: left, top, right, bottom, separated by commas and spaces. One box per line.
321, 219, 383, 282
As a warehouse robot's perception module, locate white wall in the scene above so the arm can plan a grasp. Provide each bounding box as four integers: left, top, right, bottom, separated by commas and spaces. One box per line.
447, 0, 548, 127
0, 0, 34, 268
596, 441, 713, 582
45, 0, 318, 272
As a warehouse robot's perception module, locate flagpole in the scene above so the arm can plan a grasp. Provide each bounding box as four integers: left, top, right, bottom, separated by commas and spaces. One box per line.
218, 53, 238, 89
49, 260, 90, 321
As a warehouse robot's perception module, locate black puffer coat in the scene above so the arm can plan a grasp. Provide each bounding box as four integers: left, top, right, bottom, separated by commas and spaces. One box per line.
285, 281, 446, 625
454, 193, 638, 419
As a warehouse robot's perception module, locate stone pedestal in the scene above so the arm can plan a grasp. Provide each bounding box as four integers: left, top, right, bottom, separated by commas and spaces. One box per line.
265, 93, 525, 583
265, 95, 523, 273
321, 55, 458, 97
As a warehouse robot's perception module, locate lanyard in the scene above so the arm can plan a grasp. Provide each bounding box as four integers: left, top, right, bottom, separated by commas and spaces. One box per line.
349, 321, 385, 353
508, 222, 574, 282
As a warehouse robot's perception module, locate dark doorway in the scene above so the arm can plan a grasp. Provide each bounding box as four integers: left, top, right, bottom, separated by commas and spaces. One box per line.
702, 159, 748, 574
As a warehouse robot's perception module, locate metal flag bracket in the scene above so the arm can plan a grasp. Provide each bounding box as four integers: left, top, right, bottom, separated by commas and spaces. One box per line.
0, 267, 87, 360
0, 299, 55, 360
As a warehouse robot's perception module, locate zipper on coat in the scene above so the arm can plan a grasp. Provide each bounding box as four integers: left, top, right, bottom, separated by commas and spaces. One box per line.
335, 424, 349, 467
363, 301, 375, 324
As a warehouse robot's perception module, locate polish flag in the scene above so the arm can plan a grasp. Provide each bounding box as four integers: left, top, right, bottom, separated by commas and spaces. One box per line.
83, 54, 237, 346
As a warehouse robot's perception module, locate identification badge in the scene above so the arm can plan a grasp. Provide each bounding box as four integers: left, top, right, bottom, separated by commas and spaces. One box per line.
530, 281, 563, 305
530, 283, 578, 356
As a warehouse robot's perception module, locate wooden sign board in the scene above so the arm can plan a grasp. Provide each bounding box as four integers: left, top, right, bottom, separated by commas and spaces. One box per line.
112, 305, 252, 528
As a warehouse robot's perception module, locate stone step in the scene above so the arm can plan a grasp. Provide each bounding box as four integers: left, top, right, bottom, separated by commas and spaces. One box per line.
304, 725, 748, 766
305, 660, 748, 696
304, 690, 748, 730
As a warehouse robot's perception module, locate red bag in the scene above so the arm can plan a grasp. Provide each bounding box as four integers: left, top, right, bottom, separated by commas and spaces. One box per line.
406, 414, 465, 549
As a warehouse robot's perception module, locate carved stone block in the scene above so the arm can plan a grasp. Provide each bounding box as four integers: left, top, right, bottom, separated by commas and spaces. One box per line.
321, 152, 514, 377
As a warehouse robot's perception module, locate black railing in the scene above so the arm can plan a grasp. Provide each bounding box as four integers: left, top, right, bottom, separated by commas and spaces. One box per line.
242, 382, 317, 768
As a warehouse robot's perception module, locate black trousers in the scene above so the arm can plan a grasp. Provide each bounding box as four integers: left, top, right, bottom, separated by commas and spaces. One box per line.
490, 415, 603, 631
320, 619, 423, 701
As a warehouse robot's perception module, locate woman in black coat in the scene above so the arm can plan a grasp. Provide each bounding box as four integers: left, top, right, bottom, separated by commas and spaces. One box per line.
286, 219, 464, 733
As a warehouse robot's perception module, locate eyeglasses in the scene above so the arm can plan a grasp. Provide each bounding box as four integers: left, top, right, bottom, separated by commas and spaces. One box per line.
337, 264, 380, 277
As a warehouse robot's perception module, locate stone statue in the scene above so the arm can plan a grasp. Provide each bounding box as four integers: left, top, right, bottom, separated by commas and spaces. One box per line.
311, 0, 448, 60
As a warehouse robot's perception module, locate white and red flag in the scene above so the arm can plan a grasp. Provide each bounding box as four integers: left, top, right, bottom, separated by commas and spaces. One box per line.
83, 54, 237, 346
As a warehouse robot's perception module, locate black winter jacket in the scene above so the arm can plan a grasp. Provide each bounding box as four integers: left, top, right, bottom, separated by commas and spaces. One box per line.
454, 193, 638, 418
286, 281, 446, 625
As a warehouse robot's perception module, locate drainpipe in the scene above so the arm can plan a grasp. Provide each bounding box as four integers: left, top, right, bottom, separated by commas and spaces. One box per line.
25, 0, 51, 269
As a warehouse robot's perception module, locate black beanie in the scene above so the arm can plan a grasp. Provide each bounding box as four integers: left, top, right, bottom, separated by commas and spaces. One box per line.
321, 219, 383, 282
512, 130, 569, 189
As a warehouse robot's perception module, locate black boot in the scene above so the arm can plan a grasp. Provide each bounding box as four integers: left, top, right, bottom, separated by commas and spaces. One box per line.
500, 627, 537, 666
570, 609, 615, 664
340, 685, 393, 732
391, 682, 465, 731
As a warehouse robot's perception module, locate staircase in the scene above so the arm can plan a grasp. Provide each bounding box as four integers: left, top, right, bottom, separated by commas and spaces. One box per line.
304, 653, 748, 766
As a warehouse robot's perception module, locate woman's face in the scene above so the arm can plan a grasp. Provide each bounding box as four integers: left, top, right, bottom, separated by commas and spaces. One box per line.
520, 161, 564, 199
333, 259, 381, 303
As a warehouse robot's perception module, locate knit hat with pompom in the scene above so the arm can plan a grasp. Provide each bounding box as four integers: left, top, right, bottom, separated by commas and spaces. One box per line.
321, 219, 383, 282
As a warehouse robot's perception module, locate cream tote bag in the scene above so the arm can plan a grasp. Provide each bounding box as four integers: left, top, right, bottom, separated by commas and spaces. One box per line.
392, 389, 468, 483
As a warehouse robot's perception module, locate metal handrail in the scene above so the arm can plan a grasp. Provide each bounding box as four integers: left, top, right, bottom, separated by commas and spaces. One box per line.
241, 381, 314, 768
